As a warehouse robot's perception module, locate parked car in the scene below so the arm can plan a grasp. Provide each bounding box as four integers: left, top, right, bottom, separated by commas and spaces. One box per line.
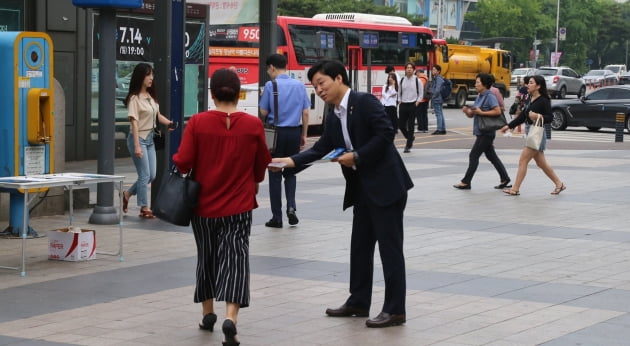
550, 85, 630, 133
511, 68, 536, 86
619, 71, 630, 85
535, 66, 586, 99
603, 64, 627, 78
582, 69, 619, 87
116, 73, 131, 106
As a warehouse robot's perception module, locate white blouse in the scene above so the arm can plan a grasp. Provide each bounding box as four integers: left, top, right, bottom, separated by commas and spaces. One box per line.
381, 84, 398, 107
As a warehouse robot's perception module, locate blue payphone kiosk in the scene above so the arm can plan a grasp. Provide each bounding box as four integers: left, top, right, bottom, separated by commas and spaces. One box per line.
0, 32, 54, 237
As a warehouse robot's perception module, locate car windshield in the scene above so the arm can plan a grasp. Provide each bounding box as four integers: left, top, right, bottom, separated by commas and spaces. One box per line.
605, 66, 620, 73
585, 70, 605, 76
536, 69, 557, 76
513, 69, 527, 76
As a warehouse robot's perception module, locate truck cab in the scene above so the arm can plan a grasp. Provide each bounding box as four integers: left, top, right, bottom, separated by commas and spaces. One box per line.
434, 43, 511, 108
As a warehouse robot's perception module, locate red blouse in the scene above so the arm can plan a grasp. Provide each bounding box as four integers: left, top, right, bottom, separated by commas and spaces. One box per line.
173, 110, 271, 218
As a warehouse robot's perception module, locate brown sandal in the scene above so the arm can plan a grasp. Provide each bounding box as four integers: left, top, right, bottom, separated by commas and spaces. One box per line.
551, 183, 566, 195
503, 189, 520, 196
139, 209, 156, 219
122, 191, 129, 213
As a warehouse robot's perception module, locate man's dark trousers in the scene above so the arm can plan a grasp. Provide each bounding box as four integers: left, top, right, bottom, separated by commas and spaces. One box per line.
416, 101, 429, 131
398, 102, 417, 148
345, 186, 407, 315
269, 126, 301, 221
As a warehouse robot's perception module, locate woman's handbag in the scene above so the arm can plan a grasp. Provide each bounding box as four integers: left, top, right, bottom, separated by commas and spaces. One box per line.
153, 127, 165, 151
478, 112, 507, 132
525, 114, 544, 150
152, 167, 200, 226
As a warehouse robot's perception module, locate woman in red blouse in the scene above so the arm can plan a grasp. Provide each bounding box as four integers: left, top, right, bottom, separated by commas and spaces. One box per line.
173, 69, 271, 345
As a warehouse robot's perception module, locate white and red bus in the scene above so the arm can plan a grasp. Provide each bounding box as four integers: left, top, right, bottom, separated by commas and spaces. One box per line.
208, 13, 444, 129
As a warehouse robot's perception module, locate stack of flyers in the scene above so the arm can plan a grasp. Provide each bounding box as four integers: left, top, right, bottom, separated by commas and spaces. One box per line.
319, 148, 348, 161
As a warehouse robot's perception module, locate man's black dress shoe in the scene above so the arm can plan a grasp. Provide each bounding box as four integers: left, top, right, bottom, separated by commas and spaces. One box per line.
287, 208, 299, 225
365, 312, 406, 328
494, 180, 512, 189
265, 219, 282, 228
403, 147, 411, 153
199, 312, 217, 331
453, 183, 471, 190
325, 304, 369, 317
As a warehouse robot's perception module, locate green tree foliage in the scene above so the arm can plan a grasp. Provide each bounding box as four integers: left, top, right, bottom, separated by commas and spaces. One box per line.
277, 0, 426, 26
466, 0, 630, 73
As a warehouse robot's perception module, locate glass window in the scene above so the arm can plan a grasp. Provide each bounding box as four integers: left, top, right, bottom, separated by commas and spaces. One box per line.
289, 25, 345, 65
587, 89, 611, 100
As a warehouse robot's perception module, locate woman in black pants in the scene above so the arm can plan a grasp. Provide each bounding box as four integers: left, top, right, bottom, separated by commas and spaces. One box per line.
453, 73, 511, 190
381, 72, 399, 131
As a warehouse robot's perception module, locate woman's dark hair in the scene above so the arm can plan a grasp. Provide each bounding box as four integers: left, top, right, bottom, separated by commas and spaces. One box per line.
530, 75, 550, 99
210, 68, 241, 102
385, 72, 398, 93
125, 63, 156, 107
476, 73, 494, 89
307, 60, 349, 86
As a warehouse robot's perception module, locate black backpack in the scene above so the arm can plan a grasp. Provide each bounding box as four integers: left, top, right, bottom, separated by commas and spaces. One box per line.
440, 77, 452, 99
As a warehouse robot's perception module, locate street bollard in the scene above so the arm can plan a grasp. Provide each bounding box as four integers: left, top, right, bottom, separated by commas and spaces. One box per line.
615, 112, 625, 143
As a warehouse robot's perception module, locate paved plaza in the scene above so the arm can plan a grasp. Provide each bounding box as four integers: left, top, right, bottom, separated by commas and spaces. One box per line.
1, 138, 630, 345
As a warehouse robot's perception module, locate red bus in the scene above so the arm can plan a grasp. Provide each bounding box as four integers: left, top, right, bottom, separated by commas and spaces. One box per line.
208, 13, 443, 129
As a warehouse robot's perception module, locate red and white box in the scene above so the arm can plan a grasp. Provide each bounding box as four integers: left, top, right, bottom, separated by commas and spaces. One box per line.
48, 228, 96, 261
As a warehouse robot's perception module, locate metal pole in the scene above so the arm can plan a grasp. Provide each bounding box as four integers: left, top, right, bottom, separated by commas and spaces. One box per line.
89, 7, 118, 225
259, 0, 278, 94
554, 0, 560, 66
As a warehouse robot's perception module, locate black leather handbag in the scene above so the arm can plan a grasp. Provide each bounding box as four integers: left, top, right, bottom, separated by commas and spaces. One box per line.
153, 167, 200, 226
478, 112, 508, 132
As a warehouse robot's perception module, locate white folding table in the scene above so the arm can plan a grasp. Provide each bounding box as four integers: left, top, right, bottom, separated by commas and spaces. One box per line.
0, 173, 125, 276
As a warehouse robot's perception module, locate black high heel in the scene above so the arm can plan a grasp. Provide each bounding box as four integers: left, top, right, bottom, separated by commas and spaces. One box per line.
222, 319, 240, 346
198, 312, 217, 331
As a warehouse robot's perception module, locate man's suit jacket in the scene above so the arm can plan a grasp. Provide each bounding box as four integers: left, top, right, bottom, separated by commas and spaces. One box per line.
292, 91, 413, 209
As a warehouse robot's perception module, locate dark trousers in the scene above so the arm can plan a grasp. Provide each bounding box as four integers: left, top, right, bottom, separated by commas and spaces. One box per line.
384, 106, 398, 131
461, 134, 510, 185
269, 126, 302, 221
398, 103, 417, 148
416, 101, 428, 131
346, 189, 407, 315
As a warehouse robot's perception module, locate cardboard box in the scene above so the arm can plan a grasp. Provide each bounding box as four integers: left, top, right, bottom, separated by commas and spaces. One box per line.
48, 228, 96, 261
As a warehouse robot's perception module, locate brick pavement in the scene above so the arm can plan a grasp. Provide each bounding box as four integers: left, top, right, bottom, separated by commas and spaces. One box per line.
1, 144, 630, 346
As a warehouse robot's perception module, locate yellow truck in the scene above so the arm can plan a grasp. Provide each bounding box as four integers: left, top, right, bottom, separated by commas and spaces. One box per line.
435, 44, 512, 108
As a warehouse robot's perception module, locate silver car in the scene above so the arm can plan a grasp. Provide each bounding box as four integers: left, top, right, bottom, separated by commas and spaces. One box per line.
511, 68, 536, 86
535, 66, 586, 99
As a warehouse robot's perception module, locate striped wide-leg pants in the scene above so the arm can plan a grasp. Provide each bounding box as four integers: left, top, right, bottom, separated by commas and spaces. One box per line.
191, 211, 252, 308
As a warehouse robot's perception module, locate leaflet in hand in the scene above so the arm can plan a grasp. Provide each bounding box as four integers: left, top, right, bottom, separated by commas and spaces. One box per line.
316, 148, 348, 163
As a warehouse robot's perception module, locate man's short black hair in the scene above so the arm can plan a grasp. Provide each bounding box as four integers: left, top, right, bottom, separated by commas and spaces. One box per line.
385, 65, 395, 74
266, 53, 287, 69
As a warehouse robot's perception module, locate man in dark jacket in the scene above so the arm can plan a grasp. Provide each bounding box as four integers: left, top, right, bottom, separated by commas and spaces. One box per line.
270, 60, 413, 328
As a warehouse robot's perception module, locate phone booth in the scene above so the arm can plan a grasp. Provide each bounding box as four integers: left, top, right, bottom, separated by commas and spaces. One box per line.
0, 32, 54, 237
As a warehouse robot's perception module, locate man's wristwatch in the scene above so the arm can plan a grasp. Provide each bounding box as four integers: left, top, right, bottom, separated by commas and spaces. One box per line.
352, 151, 360, 165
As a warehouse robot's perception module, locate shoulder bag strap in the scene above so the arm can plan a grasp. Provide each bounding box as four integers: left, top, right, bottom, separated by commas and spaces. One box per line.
271, 80, 278, 128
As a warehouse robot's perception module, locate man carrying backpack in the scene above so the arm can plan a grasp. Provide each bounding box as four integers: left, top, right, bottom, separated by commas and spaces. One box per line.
430, 65, 448, 135
398, 62, 423, 152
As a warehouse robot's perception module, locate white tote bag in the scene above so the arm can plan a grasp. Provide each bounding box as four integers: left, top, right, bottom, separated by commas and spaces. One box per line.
525, 115, 544, 150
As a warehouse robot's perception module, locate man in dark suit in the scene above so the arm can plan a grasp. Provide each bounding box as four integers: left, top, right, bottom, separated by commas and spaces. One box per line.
270, 60, 414, 328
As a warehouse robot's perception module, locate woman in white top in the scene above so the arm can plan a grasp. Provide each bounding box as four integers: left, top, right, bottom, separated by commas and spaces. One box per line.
381, 72, 399, 131
122, 63, 174, 218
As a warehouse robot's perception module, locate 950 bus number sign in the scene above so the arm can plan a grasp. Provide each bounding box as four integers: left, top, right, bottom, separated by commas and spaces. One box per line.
238, 26, 259, 42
